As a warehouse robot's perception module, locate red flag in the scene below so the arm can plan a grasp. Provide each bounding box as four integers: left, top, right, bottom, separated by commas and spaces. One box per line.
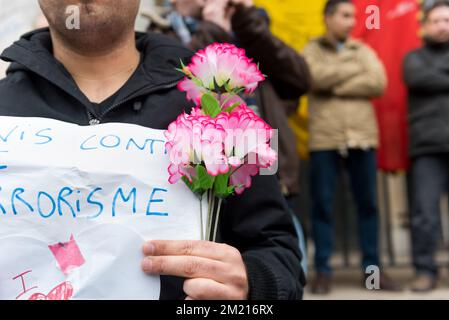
352, 0, 422, 171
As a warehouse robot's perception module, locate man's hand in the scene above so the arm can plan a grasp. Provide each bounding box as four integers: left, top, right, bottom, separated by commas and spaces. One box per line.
141, 240, 249, 300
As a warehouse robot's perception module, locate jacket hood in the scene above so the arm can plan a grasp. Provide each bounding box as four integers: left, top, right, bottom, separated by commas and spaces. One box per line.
0, 28, 193, 106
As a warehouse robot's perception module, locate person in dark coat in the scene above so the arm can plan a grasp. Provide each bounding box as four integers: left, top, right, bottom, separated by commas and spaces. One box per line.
403, 0, 449, 292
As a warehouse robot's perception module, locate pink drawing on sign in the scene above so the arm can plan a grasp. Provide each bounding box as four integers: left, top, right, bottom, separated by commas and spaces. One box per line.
28, 282, 74, 300
48, 234, 85, 275
13, 270, 38, 300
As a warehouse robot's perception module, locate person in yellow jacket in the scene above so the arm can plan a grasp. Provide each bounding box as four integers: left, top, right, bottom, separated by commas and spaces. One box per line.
302, 0, 401, 294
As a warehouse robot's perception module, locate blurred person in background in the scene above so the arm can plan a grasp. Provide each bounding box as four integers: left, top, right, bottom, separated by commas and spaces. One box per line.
302, 0, 401, 294
144, 0, 312, 271
145, 0, 311, 207
403, 0, 449, 292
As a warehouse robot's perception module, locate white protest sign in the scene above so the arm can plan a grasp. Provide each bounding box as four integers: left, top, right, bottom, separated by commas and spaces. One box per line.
0, 116, 204, 300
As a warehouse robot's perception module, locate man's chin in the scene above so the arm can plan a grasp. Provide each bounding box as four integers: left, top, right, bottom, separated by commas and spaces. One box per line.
76, 1, 107, 17
53, 24, 127, 55
436, 35, 449, 43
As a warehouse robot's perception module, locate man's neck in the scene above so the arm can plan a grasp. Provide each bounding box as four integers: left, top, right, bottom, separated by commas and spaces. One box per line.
325, 32, 347, 50
424, 36, 449, 51
52, 30, 141, 103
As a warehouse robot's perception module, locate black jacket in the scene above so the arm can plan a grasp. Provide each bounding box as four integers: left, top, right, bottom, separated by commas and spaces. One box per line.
0, 28, 304, 300
404, 39, 449, 158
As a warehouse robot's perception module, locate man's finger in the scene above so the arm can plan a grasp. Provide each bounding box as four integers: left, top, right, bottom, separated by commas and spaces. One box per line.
183, 278, 234, 300
143, 240, 236, 261
142, 255, 228, 281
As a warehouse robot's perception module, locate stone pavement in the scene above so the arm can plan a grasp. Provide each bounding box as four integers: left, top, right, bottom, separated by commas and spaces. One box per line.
305, 267, 449, 300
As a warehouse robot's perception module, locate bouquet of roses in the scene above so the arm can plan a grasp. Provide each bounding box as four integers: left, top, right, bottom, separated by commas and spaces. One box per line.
165, 43, 277, 241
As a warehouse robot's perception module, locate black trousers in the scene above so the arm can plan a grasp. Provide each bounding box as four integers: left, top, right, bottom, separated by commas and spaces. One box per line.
410, 153, 449, 276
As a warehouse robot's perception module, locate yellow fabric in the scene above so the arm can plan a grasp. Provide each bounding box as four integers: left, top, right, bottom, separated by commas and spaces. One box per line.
254, 0, 327, 159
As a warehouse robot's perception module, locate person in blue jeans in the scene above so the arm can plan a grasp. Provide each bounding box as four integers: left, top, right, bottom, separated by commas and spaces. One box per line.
303, 0, 401, 294
310, 150, 378, 276
404, 0, 449, 292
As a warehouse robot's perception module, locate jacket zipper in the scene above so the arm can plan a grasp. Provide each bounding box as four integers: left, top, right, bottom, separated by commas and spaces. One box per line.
87, 81, 179, 126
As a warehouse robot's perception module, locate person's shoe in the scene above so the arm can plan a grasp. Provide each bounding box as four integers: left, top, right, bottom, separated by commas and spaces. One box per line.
363, 271, 403, 291
379, 273, 403, 291
410, 274, 437, 292
311, 273, 332, 295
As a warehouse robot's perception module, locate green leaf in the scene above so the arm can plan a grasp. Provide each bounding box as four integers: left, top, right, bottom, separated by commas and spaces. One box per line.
224, 81, 232, 92
192, 177, 203, 193
182, 176, 195, 192
201, 93, 221, 118
180, 59, 186, 68
214, 173, 233, 198
223, 102, 241, 114
182, 176, 206, 197
196, 165, 215, 191
176, 59, 187, 75
214, 174, 228, 196
233, 87, 245, 95
192, 76, 204, 87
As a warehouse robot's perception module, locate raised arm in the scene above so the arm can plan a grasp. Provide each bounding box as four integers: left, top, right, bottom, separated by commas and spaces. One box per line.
231, 5, 311, 99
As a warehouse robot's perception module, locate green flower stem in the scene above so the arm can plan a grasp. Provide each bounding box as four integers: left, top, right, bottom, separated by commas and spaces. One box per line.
212, 198, 223, 243
199, 193, 204, 241
206, 189, 214, 241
